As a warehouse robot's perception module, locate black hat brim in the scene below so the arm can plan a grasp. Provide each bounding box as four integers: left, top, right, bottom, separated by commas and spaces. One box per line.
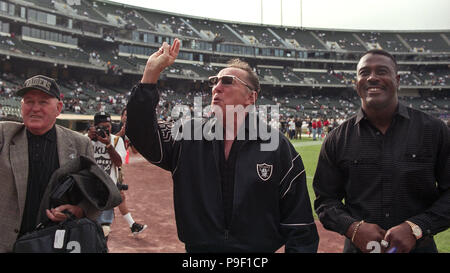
16, 86, 60, 100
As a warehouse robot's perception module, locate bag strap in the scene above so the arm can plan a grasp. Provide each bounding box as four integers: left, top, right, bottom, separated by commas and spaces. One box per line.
113, 135, 119, 148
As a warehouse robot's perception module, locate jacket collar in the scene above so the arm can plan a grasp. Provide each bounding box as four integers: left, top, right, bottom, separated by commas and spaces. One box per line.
207, 110, 267, 142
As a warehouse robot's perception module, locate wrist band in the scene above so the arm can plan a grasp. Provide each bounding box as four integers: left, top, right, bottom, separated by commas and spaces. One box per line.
351, 220, 364, 243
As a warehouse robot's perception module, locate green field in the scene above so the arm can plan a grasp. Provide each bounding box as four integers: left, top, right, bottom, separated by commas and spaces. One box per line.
291, 138, 450, 253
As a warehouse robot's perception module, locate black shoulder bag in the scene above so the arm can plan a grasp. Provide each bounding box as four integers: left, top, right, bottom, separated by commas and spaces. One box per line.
13, 176, 108, 253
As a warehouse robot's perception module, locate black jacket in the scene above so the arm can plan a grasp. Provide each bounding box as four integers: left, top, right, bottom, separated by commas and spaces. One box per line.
126, 83, 318, 252
36, 155, 122, 226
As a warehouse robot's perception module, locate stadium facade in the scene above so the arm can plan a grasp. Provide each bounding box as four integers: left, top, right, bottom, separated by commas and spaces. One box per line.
0, 0, 448, 131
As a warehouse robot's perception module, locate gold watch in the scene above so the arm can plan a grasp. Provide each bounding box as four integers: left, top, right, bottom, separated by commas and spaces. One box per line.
405, 221, 422, 240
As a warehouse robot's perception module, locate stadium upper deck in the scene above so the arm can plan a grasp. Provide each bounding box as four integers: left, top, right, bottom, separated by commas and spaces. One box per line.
0, 0, 448, 120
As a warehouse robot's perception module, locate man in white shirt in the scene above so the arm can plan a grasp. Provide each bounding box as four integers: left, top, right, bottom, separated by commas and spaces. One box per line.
288, 118, 296, 140
88, 112, 147, 242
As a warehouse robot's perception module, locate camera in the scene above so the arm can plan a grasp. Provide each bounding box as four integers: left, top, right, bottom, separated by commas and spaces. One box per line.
117, 182, 128, 191
94, 125, 109, 140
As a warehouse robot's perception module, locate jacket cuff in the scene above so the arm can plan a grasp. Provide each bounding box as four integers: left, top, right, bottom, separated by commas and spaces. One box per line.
339, 215, 359, 236
138, 82, 157, 89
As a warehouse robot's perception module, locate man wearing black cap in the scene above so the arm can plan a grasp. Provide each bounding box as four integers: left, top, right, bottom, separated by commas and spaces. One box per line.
0, 75, 100, 252
88, 112, 147, 239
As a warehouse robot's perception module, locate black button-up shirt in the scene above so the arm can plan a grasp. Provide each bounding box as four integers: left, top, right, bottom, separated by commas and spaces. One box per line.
217, 139, 245, 229
20, 126, 59, 236
313, 103, 450, 238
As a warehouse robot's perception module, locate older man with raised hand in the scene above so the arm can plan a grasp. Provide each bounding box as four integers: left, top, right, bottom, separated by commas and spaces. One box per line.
0, 75, 104, 252
126, 39, 319, 253
313, 49, 450, 253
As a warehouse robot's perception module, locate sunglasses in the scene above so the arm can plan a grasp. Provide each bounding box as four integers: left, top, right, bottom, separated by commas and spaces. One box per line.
208, 75, 254, 91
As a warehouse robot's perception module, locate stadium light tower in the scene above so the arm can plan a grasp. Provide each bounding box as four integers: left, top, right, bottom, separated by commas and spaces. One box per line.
300, 0, 303, 28
261, 0, 263, 24
281, 0, 283, 25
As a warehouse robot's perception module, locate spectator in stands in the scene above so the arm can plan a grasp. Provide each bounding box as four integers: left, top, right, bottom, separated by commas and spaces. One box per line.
127, 39, 318, 253
313, 49, 450, 253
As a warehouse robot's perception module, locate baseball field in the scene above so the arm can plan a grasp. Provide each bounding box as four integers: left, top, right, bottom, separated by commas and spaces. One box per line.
107, 137, 449, 253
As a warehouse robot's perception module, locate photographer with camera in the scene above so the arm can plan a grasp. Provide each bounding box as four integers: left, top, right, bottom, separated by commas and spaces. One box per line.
88, 112, 147, 243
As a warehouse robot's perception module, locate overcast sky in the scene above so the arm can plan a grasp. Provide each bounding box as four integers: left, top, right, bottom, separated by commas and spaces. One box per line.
110, 0, 450, 31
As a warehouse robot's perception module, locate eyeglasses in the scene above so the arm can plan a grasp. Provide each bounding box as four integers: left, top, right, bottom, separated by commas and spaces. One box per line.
208, 75, 254, 91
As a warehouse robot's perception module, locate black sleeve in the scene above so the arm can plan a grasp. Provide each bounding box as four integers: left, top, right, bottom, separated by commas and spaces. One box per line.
313, 130, 358, 236
409, 121, 450, 236
126, 83, 181, 172
278, 136, 319, 253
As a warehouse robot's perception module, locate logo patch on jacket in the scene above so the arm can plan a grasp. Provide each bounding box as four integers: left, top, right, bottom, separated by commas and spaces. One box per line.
257, 163, 273, 181
158, 121, 172, 142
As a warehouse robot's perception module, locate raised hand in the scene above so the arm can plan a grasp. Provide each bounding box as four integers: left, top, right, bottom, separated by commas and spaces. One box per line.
141, 38, 181, 84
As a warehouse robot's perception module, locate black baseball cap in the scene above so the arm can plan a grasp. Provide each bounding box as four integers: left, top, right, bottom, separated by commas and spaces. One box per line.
94, 111, 111, 125
16, 75, 61, 100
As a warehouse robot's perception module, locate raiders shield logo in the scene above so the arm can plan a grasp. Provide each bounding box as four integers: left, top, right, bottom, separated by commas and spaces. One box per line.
257, 163, 273, 181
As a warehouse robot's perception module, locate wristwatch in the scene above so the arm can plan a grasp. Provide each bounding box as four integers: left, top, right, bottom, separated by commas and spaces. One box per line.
405, 221, 422, 240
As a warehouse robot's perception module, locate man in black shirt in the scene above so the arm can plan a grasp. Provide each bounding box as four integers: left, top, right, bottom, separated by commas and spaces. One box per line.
313, 49, 450, 253
295, 117, 302, 139
127, 39, 319, 252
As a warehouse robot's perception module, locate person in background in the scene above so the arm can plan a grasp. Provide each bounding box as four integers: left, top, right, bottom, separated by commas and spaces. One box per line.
295, 117, 302, 139
88, 112, 147, 242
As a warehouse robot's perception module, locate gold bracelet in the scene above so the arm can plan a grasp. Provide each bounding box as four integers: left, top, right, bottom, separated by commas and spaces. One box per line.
351, 220, 364, 243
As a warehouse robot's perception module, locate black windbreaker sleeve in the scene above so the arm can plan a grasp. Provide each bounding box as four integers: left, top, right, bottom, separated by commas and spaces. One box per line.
278, 136, 319, 253
126, 83, 180, 172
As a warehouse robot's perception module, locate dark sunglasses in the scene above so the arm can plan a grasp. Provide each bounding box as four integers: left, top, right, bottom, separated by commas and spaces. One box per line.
208, 75, 254, 91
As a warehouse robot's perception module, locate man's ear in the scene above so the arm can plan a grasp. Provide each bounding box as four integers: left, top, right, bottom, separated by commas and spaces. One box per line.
248, 91, 258, 105
56, 100, 63, 114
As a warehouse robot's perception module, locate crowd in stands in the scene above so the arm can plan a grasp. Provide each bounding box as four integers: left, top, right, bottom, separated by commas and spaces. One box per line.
0, 73, 129, 118
1, 69, 448, 121
1, 68, 448, 124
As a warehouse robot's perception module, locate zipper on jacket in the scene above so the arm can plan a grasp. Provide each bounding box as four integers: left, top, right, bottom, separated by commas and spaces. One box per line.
224, 229, 229, 240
